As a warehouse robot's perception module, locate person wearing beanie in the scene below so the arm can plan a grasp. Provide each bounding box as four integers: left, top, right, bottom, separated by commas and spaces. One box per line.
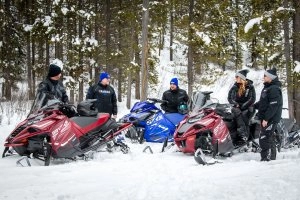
35, 64, 68, 109
99, 72, 110, 82
48, 64, 62, 78
255, 67, 283, 161
227, 69, 256, 146
86, 72, 117, 118
161, 77, 189, 114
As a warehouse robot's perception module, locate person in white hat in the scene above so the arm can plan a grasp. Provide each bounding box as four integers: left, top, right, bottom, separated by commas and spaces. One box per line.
228, 69, 256, 146
255, 67, 283, 161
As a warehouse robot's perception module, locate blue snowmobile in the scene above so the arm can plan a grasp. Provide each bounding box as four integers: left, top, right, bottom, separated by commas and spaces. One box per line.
120, 98, 187, 143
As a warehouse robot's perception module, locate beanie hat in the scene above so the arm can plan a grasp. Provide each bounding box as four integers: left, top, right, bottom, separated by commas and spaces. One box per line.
235, 69, 249, 81
99, 72, 110, 82
264, 68, 277, 80
48, 64, 62, 77
170, 78, 178, 87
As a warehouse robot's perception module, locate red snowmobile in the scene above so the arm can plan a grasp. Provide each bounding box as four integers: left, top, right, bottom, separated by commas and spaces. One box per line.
174, 104, 235, 154
2, 95, 132, 166
173, 91, 260, 164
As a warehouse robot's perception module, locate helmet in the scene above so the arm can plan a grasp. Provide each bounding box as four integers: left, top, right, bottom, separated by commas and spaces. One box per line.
178, 103, 188, 114
77, 99, 98, 116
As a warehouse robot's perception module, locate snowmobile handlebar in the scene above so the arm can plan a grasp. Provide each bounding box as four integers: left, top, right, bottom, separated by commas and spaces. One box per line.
41, 99, 77, 118
147, 98, 168, 104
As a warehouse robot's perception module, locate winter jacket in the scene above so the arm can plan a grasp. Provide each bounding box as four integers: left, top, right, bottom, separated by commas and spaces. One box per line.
37, 78, 68, 106
255, 78, 283, 123
86, 82, 117, 116
227, 79, 256, 111
161, 88, 189, 113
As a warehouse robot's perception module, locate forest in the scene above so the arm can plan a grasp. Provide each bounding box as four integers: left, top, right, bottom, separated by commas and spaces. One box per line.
0, 0, 300, 124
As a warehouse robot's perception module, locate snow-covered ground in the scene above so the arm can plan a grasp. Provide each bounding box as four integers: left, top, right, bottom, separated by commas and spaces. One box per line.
1, 118, 300, 200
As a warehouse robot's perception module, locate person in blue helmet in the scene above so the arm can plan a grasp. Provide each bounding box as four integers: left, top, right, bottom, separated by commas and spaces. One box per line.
86, 72, 118, 119
161, 78, 189, 114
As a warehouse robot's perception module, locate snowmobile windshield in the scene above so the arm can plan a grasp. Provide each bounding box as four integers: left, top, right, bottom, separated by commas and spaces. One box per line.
190, 92, 207, 112
28, 92, 60, 117
190, 91, 217, 115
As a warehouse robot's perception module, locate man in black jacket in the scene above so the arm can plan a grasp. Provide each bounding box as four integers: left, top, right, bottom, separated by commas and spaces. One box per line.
255, 68, 283, 161
36, 64, 69, 107
86, 72, 117, 118
161, 78, 189, 114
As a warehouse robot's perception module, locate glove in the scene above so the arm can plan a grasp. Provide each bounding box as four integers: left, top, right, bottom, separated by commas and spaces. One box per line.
240, 104, 247, 110
232, 103, 239, 108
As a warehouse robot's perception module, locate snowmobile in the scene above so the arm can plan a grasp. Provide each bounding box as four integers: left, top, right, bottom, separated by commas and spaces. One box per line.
2, 94, 132, 166
173, 100, 235, 159
173, 91, 263, 165
277, 117, 300, 150
120, 98, 186, 143
174, 91, 300, 165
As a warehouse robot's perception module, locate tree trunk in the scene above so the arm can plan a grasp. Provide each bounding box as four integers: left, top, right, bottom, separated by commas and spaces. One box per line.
126, 73, 132, 109
78, 0, 84, 102
45, 1, 50, 77
126, 26, 136, 109
284, 0, 294, 119
234, 0, 239, 70
187, 0, 195, 96
293, 0, 300, 125
26, 0, 34, 100
26, 34, 33, 100
170, 0, 174, 61
31, 37, 36, 98
94, 0, 99, 83
117, 0, 123, 103
105, 0, 111, 73
118, 67, 122, 102
251, 37, 258, 69
135, 30, 141, 100
3, 0, 12, 100
140, 0, 149, 101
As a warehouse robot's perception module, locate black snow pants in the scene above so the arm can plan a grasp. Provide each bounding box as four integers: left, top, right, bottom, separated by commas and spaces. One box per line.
259, 122, 277, 161
232, 107, 249, 142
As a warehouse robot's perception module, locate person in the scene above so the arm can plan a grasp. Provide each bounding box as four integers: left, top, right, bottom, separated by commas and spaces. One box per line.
86, 72, 118, 118
161, 78, 189, 114
255, 68, 283, 161
36, 64, 69, 107
227, 69, 256, 145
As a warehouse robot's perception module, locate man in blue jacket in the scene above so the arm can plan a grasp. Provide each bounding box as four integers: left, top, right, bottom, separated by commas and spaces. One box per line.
86, 72, 118, 119
255, 68, 283, 161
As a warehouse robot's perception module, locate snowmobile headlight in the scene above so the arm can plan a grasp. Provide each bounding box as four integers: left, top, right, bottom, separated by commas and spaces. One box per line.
27, 114, 44, 125
28, 127, 41, 133
193, 124, 204, 129
27, 119, 41, 125
188, 113, 204, 123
